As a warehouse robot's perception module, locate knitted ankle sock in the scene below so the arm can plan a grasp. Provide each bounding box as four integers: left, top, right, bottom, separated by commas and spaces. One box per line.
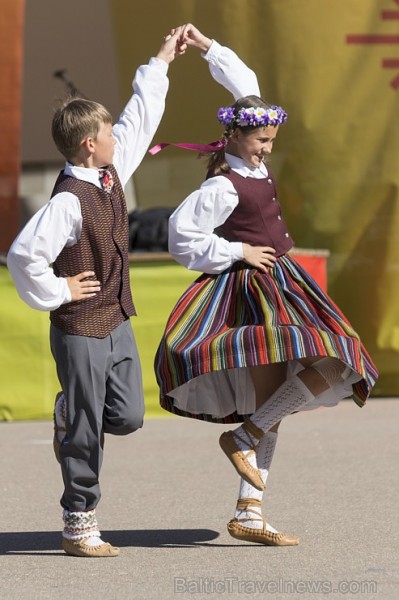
84, 536, 105, 547
63, 509, 105, 547
235, 431, 279, 533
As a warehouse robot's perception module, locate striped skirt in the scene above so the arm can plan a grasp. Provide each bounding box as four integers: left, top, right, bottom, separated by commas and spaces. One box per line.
155, 256, 378, 424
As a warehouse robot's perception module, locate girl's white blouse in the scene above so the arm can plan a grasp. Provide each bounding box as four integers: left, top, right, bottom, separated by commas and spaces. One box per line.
168, 154, 270, 274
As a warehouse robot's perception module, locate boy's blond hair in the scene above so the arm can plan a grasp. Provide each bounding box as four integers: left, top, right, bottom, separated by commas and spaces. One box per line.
52, 97, 112, 161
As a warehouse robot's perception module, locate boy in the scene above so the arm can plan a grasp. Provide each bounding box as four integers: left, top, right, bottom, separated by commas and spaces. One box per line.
7, 27, 186, 557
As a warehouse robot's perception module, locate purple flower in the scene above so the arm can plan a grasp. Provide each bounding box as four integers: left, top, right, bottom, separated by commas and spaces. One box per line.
216, 104, 287, 129
217, 107, 235, 126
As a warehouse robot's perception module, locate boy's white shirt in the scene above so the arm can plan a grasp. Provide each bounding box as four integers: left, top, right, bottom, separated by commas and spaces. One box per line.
7, 41, 261, 310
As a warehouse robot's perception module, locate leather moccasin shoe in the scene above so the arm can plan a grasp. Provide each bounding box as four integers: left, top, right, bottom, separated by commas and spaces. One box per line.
228, 519, 300, 546
62, 537, 120, 557
219, 431, 264, 491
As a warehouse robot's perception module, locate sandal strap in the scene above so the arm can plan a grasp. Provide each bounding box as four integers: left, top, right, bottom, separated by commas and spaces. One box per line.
232, 429, 257, 452
236, 498, 262, 510
242, 419, 264, 441
235, 498, 267, 527
235, 515, 265, 524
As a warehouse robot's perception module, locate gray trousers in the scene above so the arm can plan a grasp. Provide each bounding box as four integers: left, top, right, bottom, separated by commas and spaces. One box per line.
50, 319, 144, 512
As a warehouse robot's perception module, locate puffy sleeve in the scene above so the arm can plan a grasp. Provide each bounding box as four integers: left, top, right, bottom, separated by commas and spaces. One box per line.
112, 57, 169, 187
6, 193, 81, 310
168, 177, 244, 274
204, 40, 261, 100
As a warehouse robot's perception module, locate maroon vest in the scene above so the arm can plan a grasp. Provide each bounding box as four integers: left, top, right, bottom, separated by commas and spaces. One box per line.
50, 165, 136, 338
217, 169, 293, 257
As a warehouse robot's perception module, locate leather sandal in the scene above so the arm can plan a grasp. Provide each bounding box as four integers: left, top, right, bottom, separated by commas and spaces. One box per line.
227, 499, 300, 546
219, 420, 265, 491
62, 537, 120, 557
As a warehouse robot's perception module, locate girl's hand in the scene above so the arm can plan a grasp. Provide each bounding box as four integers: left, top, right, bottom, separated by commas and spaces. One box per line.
66, 271, 101, 302
156, 27, 187, 64
180, 23, 212, 53
242, 244, 277, 272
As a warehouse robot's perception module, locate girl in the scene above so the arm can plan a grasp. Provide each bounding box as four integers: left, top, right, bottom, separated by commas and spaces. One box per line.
153, 25, 378, 546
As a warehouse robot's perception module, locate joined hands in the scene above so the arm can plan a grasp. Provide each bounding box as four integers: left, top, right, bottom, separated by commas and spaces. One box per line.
156, 24, 212, 64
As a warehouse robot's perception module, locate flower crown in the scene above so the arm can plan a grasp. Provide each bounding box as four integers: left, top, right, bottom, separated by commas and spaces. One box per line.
217, 105, 287, 129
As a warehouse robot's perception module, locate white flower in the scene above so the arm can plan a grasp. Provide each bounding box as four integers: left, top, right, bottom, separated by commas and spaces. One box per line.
266, 109, 278, 121
254, 108, 267, 118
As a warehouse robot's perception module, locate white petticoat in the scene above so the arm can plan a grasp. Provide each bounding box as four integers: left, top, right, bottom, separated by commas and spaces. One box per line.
169, 360, 362, 419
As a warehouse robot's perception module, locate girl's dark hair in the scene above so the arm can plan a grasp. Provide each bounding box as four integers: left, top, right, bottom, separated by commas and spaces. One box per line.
206, 95, 273, 178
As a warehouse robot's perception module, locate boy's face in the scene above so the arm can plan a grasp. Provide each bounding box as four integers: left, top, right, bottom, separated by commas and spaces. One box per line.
91, 121, 116, 167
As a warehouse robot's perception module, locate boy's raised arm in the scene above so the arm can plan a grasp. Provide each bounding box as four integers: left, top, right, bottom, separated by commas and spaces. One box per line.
112, 27, 186, 186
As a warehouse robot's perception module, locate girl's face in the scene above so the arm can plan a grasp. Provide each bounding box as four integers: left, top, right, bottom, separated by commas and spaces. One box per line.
229, 125, 279, 168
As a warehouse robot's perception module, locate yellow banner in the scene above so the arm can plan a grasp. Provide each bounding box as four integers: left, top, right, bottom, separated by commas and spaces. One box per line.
110, 0, 398, 395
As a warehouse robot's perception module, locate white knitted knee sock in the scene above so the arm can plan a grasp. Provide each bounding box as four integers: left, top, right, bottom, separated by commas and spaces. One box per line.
231, 376, 315, 453
235, 431, 279, 533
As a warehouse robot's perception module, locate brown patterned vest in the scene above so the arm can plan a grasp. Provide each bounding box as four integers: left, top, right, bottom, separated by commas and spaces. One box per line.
50, 165, 136, 338
217, 169, 294, 257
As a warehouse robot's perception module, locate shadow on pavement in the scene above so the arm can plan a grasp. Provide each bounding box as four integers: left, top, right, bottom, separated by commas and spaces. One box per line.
0, 528, 220, 554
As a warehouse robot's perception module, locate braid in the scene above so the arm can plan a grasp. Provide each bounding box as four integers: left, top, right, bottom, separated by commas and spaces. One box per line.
206, 133, 231, 178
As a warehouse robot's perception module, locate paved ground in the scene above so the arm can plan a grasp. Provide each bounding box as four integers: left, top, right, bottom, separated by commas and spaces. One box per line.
0, 398, 398, 600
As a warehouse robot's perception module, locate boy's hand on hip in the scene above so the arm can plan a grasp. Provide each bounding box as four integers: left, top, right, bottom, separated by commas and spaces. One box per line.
242, 244, 277, 272
66, 271, 101, 302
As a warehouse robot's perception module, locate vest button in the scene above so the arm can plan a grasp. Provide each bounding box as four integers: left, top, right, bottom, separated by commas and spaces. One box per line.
277, 215, 282, 220
267, 178, 273, 184
284, 233, 289, 237
272, 197, 276, 201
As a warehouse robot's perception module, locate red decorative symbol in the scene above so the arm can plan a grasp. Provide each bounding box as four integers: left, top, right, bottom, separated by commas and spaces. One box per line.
346, 0, 399, 89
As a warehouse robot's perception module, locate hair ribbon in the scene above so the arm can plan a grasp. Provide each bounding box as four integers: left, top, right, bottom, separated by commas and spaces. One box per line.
149, 139, 227, 156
